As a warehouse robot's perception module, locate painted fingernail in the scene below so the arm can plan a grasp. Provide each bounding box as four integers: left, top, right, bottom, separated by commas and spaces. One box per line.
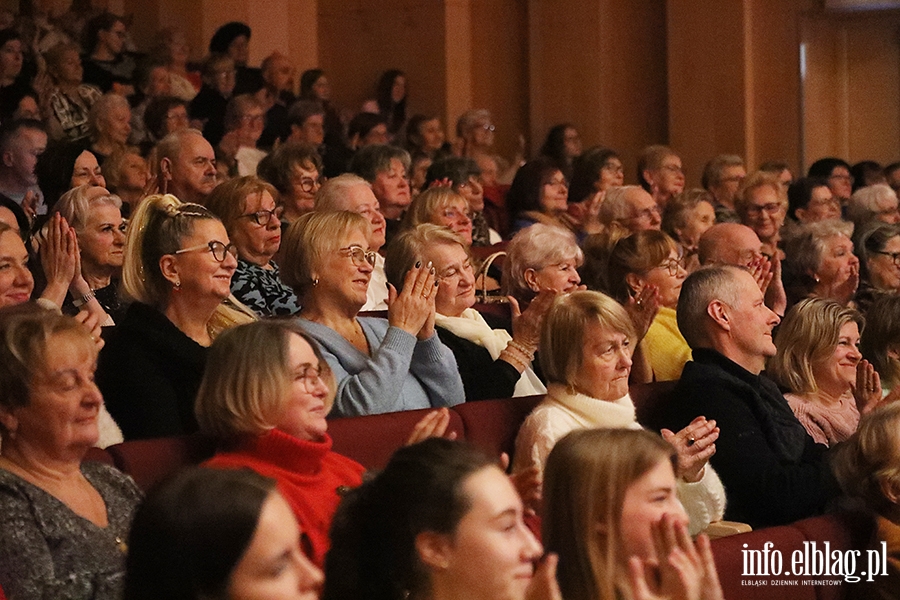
430, 267, 436, 275
427, 261, 433, 269
415, 261, 421, 268
435, 280, 440, 287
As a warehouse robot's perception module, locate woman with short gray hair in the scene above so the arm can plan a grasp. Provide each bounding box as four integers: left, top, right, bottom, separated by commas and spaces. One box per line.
502, 223, 583, 308
782, 219, 859, 308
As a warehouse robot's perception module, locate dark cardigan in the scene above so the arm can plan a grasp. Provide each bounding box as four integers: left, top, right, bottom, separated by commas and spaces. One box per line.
646, 348, 840, 528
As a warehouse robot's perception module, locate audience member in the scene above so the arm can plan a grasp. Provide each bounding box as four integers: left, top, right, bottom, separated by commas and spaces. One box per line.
314, 173, 388, 311
638, 144, 684, 209
0, 119, 46, 216
566, 146, 624, 238
0, 29, 31, 122
787, 176, 840, 224
405, 113, 446, 158
35, 145, 105, 211
189, 53, 236, 148
516, 290, 724, 533
101, 146, 148, 215
87, 92, 132, 165
283, 210, 464, 416
538, 123, 581, 181
283, 99, 326, 146
851, 159, 886, 193
39, 42, 101, 142
598, 185, 661, 233
424, 156, 500, 246
262, 141, 322, 226
204, 176, 301, 317
847, 183, 900, 232
734, 171, 786, 259
503, 223, 583, 309
701, 154, 745, 223
128, 60, 173, 146
349, 144, 410, 245
149, 27, 200, 101
832, 403, 900, 600
140, 96, 189, 151
197, 320, 365, 566
386, 224, 549, 400
209, 21, 262, 95
324, 438, 555, 600
124, 467, 322, 600
218, 93, 266, 176
81, 12, 136, 95
854, 221, 900, 313
648, 265, 840, 527
97, 194, 254, 439
661, 188, 716, 272
156, 128, 217, 203
769, 298, 879, 446
0, 305, 140, 599
506, 157, 570, 235
782, 219, 859, 308
53, 185, 127, 322
543, 428, 724, 600
759, 159, 794, 192
364, 69, 407, 139
861, 293, 900, 395
257, 51, 296, 148
808, 157, 854, 206
402, 187, 475, 246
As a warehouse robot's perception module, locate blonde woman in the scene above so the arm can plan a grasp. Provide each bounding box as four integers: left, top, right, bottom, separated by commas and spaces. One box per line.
769, 297, 884, 446
97, 194, 254, 439
544, 429, 723, 600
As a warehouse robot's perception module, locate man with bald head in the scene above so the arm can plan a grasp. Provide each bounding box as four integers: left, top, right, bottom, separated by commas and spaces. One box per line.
315, 173, 389, 310
648, 265, 839, 527
699, 222, 786, 316
156, 128, 218, 204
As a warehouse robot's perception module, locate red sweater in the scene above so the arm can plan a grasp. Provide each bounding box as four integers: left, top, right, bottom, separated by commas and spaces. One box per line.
204, 429, 365, 567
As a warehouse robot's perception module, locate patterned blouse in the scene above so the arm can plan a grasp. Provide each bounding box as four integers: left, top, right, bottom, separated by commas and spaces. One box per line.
0, 462, 143, 600
48, 85, 102, 142
231, 258, 302, 317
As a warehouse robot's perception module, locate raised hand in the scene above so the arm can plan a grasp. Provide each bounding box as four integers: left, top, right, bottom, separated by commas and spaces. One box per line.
387, 261, 438, 339
624, 284, 660, 341
661, 416, 718, 483
405, 408, 457, 445
525, 553, 562, 600
854, 359, 884, 415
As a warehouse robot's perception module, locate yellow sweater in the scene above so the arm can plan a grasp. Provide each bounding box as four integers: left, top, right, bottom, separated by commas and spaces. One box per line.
642, 306, 692, 381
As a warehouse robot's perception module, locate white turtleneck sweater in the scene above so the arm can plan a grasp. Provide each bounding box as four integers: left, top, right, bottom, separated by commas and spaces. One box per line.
513, 383, 726, 535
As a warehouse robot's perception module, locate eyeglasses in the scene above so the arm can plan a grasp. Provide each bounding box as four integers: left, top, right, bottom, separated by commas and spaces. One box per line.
873, 250, 900, 266
175, 240, 238, 262
480, 124, 495, 132
240, 113, 265, 125
628, 205, 661, 222
295, 364, 326, 393
239, 207, 283, 225
655, 257, 686, 276
745, 202, 783, 216
293, 176, 323, 193
339, 245, 376, 267
807, 196, 841, 209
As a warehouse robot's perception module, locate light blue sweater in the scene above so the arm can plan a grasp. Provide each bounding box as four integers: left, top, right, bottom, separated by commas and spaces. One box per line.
296, 317, 465, 417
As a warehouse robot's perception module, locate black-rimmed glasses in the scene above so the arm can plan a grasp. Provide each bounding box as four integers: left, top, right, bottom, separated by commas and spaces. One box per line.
175, 240, 238, 262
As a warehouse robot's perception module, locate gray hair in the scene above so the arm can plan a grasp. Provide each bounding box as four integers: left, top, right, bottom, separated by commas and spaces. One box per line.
676, 264, 746, 349
315, 173, 371, 212
598, 185, 641, 227
348, 144, 410, 183
502, 223, 583, 304
455, 108, 491, 137
783, 219, 854, 279
89, 92, 130, 138
54, 185, 122, 232
848, 184, 898, 228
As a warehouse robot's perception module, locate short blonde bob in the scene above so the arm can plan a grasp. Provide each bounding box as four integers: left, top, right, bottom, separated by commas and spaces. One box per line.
400, 187, 468, 233
195, 319, 335, 440
280, 210, 371, 299
540, 290, 636, 387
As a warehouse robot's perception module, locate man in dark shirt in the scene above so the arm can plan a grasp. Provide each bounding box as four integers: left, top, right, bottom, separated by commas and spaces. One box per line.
648, 264, 839, 527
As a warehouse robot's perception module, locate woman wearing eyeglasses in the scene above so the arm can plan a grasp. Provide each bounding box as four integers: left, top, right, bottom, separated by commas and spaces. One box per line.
735, 171, 788, 260
281, 211, 465, 417
259, 142, 323, 227
205, 176, 301, 317
854, 222, 900, 314
97, 194, 256, 440
604, 229, 689, 381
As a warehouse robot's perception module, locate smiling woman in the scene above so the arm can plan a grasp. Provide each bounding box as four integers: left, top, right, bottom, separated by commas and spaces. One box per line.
0, 305, 142, 600
282, 211, 464, 417
96, 194, 255, 440
196, 320, 365, 568
205, 176, 301, 317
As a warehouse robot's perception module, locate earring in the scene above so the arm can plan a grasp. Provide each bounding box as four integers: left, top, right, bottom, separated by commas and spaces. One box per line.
814, 274, 821, 283
174, 280, 181, 291
313, 278, 319, 287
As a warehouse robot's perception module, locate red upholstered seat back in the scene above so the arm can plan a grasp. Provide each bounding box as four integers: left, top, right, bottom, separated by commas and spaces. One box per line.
104, 434, 217, 491
453, 395, 544, 461
329, 407, 465, 471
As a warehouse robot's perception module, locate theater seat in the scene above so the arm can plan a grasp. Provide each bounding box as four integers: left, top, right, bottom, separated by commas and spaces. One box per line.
631, 380, 678, 428
104, 434, 217, 491
329, 407, 465, 471
454, 395, 544, 463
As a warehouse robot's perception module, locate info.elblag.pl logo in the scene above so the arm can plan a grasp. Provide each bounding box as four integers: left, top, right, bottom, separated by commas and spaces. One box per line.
741, 541, 888, 586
